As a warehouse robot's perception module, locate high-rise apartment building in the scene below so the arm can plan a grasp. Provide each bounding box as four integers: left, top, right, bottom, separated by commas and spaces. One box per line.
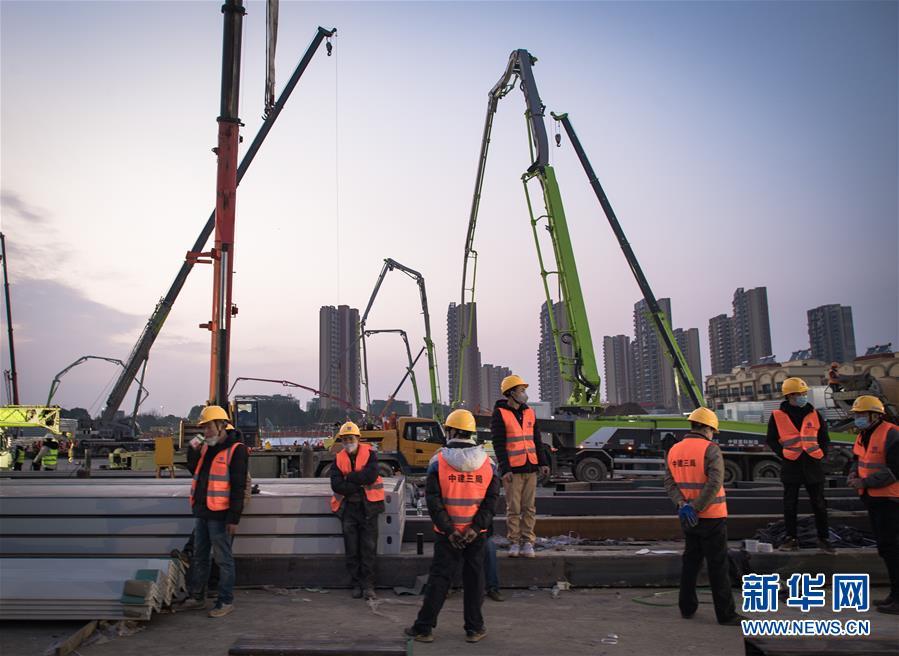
319, 305, 361, 410
632, 298, 677, 411
447, 302, 482, 410
538, 300, 574, 408
732, 287, 773, 365
807, 304, 856, 364
603, 335, 634, 405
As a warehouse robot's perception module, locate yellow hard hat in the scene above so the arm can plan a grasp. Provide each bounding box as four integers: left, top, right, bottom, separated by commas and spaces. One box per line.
500, 374, 528, 395
781, 378, 809, 397
687, 407, 719, 433
851, 395, 885, 414
444, 409, 476, 433
337, 421, 361, 438
198, 405, 233, 428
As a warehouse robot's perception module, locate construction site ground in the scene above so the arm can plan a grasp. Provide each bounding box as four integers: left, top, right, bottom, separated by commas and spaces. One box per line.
3, 583, 897, 656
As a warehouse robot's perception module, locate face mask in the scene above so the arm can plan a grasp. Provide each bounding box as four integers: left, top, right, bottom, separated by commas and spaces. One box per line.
344, 442, 358, 454
205, 434, 221, 446
515, 391, 528, 405
853, 416, 871, 430
791, 394, 808, 407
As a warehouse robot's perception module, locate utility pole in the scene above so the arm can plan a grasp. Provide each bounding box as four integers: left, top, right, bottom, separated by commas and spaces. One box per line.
0, 233, 19, 405
206, 0, 245, 407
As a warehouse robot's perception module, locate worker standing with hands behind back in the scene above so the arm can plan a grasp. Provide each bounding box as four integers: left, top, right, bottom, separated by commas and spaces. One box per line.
766, 377, 834, 553
665, 407, 744, 626
179, 405, 248, 619
847, 396, 899, 614
490, 375, 548, 558
330, 421, 385, 601
405, 409, 499, 644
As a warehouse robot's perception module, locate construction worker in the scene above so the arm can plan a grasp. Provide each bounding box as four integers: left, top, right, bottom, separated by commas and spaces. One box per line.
490, 374, 549, 558
32, 435, 59, 471
847, 396, 899, 614
12, 440, 26, 471
405, 409, 500, 644
766, 377, 834, 553
179, 405, 249, 618
330, 421, 385, 601
664, 407, 744, 626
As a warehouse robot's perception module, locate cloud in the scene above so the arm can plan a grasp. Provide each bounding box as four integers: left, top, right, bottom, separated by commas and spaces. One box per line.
0, 190, 48, 224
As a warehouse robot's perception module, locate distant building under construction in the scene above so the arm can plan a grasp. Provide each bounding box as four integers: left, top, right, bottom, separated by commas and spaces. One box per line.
318, 305, 361, 410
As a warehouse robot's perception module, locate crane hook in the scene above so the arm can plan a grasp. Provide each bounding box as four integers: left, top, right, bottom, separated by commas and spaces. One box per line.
326, 38, 333, 56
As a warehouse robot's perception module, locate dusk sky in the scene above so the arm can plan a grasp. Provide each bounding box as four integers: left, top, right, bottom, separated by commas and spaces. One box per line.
1, 1, 897, 416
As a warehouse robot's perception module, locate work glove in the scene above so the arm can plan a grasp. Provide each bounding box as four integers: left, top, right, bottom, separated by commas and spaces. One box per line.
678, 503, 699, 529
449, 531, 466, 549
462, 527, 478, 544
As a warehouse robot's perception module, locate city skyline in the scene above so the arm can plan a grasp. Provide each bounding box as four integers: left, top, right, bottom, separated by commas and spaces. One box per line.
1, 2, 895, 414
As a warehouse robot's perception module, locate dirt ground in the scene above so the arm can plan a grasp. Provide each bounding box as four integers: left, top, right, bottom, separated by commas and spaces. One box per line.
2, 585, 896, 656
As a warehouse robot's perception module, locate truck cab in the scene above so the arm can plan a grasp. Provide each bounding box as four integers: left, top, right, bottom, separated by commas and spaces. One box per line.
320, 416, 446, 477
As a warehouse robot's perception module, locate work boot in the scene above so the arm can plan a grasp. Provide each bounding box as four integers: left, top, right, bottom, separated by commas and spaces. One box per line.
404, 626, 434, 643
508, 543, 521, 558
208, 603, 234, 618
778, 537, 800, 551
876, 600, 899, 615
486, 588, 505, 602
521, 542, 536, 558
817, 538, 836, 554
465, 628, 487, 643
351, 586, 363, 599
363, 588, 377, 601
719, 613, 747, 626
177, 597, 207, 611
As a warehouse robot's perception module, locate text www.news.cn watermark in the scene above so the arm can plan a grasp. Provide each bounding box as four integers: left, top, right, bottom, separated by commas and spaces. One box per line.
740, 572, 872, 637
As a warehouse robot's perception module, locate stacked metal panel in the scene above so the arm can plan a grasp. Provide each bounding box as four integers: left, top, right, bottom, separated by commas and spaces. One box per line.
0, 558, 186, 620
0, 478, 405, 557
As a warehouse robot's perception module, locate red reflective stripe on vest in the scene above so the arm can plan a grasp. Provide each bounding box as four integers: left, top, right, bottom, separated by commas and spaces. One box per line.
434, 451, 493, 534
853, 422, 899, 499
330, 443, 386, 513
498, 407, 538, 467
667, 437, 727, 519
772, 409, 823, 461
190, 443, 241, 511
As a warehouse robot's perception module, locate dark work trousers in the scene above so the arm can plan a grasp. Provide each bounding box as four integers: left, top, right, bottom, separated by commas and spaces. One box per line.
414, 534, 486, 633
866, 500, 899, 599
341, 501, 378, 589
784, 481, 829, 540
679, 518, 736, 623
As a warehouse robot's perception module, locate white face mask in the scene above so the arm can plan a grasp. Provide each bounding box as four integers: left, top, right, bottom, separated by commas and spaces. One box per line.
515, 390, 528, 405
205, 434, 222, 446
344, 442, 358, 454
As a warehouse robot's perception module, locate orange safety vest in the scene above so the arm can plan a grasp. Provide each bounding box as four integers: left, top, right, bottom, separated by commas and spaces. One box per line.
330, 443, 386, 512
190, 443, 243, 512
435, 451, 494, 534
498, 407, 538, 468
771, 409, 823, 461
667, 437, 728, 519
853, 422, 899, 499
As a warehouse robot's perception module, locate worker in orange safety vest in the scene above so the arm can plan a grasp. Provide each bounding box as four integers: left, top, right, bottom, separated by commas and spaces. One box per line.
405, 409, 500, 644
848, 396, 899, 614
330, 421, 385, 600
665, 407, 744, 626
765, 377, 834, 553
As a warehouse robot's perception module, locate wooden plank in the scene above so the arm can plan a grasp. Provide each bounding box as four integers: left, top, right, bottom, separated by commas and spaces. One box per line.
229, 636, 409, 656
42, 619, 98, 656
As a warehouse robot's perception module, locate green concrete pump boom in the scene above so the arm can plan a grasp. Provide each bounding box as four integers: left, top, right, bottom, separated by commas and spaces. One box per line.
362, 328, 424, 418
551, 112, 705, 408
457, 49, 601, 409
359, 259, 443, 422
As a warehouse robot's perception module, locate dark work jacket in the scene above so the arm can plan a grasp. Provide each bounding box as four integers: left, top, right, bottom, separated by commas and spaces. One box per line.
490, 399, 548, 475
851, 419, 899, 506
766, 401, 830, 484
187, 430, 249, 525
425, 442, 500, 535
329, 446, 386, 518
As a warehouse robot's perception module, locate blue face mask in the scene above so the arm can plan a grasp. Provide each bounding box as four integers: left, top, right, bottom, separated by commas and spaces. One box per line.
791, 395, 808, 407
854, 416, 871, 430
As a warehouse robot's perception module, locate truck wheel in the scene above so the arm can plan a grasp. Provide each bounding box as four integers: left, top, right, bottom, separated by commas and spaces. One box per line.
378, 463, 395, 479
318, 463, 332, 478
751, 459, 781, 481
575, 457, 609, 482
722, 459, 742, 485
